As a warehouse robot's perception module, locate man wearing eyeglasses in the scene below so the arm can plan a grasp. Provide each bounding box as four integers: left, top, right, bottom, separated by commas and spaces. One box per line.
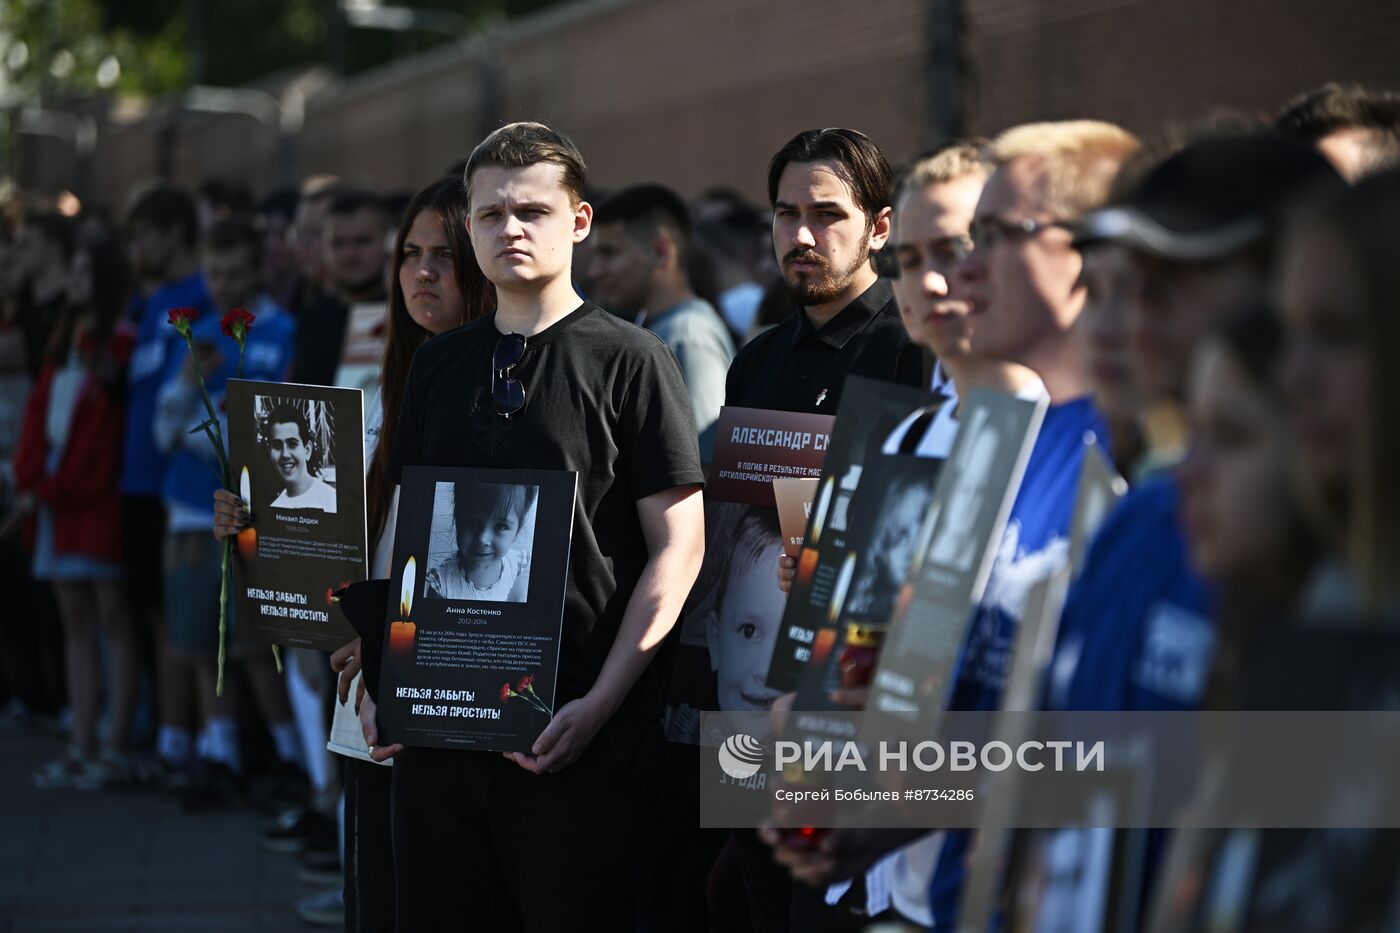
371, 122, 706, 931
899, 120, 1138, 928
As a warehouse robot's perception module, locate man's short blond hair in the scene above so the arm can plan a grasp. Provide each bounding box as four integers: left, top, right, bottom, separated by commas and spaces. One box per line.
895, 140, 993, 206
991, 121, 1140, 219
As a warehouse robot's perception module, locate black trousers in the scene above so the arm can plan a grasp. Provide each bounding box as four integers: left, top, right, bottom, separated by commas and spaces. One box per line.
391, 718, 662, 932
0, 536, 64, 714
344, 756, 396, 933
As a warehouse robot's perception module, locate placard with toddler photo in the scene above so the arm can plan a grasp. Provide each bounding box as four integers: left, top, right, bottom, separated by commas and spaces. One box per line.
376, 465, 577, 754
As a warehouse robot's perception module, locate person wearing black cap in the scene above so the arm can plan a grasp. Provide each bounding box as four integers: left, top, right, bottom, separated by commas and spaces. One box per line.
1013, 130, 1345, 932
1046, 133, 1344, 715
1071, 132, 1345, 472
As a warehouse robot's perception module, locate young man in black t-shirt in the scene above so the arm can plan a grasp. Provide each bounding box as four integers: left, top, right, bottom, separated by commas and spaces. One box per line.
365, 122, 706, 931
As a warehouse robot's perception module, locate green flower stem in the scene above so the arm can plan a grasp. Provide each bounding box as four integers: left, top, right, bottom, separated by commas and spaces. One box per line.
181, 334, 230, 484
522, 685, 551, 713
518, 693, 551, 715
272, 644, 282, 673
217, 536, 231, 696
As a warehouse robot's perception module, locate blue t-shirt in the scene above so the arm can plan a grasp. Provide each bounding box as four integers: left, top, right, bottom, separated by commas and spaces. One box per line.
1045, 473, 1215, 713
121, 273, 213, 495
1036, 474, 1215, 930
928, 396, 1111, 926
160, 296, 297, 520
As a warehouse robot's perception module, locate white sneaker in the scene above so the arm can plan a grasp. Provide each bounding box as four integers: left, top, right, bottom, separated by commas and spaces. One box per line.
32, 748, 104, 790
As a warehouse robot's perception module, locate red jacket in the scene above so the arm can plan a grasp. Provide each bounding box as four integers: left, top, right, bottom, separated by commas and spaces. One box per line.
13, 361, 125, 563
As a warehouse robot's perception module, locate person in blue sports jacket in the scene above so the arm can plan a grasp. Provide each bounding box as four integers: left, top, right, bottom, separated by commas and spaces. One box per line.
118, 185, 213, 647
151, 216, 299, 798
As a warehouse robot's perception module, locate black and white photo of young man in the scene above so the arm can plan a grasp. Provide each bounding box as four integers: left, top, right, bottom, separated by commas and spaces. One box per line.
257, 397, 338, 513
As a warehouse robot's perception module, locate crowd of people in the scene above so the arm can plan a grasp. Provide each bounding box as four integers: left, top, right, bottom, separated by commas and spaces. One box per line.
0, 77, 1397, 931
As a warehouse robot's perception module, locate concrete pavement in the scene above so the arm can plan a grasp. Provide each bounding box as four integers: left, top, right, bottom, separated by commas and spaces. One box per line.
1, 731, 322, 932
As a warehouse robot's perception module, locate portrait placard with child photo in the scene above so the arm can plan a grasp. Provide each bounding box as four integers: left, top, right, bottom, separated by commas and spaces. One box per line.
376, 466, 577, 754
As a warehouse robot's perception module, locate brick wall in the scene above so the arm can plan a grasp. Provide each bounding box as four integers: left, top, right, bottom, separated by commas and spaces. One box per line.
65, 0, 1400, 212
964, 0, 1400, 136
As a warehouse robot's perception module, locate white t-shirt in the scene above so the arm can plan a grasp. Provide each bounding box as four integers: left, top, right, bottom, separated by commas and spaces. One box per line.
45, 353, 86, 461
271, 474, 338, 513
882, 399, 961, 460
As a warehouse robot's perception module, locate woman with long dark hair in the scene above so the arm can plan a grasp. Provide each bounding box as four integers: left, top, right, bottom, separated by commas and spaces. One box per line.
1279, 168, 1400, 616
364, 176, 494, 563
1178, 304, 1319, 701
216, 175, 492, 930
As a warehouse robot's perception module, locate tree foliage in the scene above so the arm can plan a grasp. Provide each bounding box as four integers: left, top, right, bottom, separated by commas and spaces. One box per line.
2, 0, 571, 101
1, 0, 187, 97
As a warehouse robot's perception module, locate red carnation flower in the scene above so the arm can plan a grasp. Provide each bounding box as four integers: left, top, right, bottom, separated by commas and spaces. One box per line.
325, 587, 335, 606
167, 307, 198, 337
220, 307, 256, 341
500, 683, 512, 702
517, 674, 534, 692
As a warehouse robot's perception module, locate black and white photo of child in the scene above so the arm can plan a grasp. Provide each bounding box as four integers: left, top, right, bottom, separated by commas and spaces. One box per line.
253, 396, 338, 513
698, 504, 787, 712
423, 481, 537, 603
845, 467, 939, 622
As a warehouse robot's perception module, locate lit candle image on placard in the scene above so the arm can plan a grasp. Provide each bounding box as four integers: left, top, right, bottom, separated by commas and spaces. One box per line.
827, 552, 858, 625
809, 476, 833, 546
236, 465, 257, 558
388, 556, 417, 654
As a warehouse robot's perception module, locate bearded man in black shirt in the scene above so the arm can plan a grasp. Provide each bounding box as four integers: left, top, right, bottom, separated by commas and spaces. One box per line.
725, 127, 927, 414
726, 128, 927, 931
363, 123, 706, 931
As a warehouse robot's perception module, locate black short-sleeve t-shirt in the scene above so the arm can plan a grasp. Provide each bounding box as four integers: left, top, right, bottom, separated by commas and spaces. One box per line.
390, 303, 705, 719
